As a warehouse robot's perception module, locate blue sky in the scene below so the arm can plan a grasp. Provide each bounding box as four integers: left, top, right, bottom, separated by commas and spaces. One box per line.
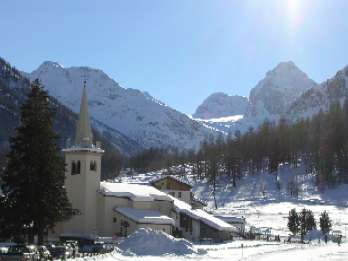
1, 0, 348, 114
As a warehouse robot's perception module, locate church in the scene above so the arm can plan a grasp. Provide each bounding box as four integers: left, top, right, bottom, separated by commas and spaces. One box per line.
51, 83, 236, 242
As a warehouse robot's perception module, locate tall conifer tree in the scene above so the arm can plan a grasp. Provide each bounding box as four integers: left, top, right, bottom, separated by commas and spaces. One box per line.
0, 79, 73, 244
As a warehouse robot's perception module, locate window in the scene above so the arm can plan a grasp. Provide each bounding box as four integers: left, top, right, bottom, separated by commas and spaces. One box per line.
71, 161, 76, 175
180, 213, 192, 233
90, 160, 97, 171
76, 161, 81, 174
178, 192, 182, 198
71, 161, 80, 175
113, 217, 117, 223
169, 192, 175, 196
121, 220, 130, 236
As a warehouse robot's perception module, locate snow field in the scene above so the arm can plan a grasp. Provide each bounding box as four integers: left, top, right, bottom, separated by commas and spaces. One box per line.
114, 163, 348, 259
77, 241, 348, 261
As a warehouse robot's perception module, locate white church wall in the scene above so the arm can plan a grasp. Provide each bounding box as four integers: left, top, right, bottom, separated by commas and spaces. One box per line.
96, 194, 131, 237
113, 211, 173, 237
131, 200, 154, 210
62, 150, 103, 237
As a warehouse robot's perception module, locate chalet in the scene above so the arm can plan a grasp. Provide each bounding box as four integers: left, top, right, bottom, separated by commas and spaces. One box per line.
150, 175, 207, 209
150, 176, 192, 204
51, 83, 235, 243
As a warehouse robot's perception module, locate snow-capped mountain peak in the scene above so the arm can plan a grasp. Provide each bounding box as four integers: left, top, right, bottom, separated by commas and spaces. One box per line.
37, 61, 64, 70
193, 92, 248, 120
246, 61, 318, 119
28, 61, 215, 150
288, 63, 348, 119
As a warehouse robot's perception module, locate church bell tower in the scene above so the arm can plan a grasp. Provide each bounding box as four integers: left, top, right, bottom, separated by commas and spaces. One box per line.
62, 81, 104, 238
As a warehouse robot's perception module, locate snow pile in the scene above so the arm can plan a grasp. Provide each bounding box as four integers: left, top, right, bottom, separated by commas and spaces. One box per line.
118, 228, 197, 256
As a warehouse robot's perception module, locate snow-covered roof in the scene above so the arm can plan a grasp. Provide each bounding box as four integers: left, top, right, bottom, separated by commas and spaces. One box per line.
62, 147, 104, 153
115, 207, 175, 225
99, 182, 172, 202
214, 215, 246, 223
169, 195, 236, 232
150, 175, 192, 188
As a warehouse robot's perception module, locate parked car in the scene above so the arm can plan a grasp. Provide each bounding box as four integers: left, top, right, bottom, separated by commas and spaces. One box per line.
64, 242, 78, 258
36, 246, 51, 261
79, 242, 109, 254
102, 243, 114, 253
46, 245, 69, 260
0, 245, 40, 261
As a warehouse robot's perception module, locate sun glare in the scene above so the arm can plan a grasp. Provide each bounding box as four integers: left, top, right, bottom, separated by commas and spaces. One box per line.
287, 0, 302, 29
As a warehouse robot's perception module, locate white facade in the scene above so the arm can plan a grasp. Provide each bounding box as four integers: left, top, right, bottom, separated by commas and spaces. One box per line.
96, 183, 175, 237
62, 148, 103, 237
162, 190, 191, 204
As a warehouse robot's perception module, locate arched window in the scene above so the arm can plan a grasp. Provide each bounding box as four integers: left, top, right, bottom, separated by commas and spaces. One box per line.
71, 161, 76, 175
90, 160, 97, 171
76, 160, 81, 174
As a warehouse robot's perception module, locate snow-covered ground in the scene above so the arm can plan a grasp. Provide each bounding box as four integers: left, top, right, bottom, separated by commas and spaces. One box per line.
112, 163, 348, 260
77, 241, 348, 261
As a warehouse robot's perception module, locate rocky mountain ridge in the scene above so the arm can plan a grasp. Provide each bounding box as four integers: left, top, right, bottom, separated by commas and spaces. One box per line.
193, 61, 323, 134
0, 59, 141, 155
193, 92, 248, 120
27, 61, 215, 150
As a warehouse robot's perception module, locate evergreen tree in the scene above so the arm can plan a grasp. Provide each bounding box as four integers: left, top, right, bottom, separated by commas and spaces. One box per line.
0, 79, 73, 244
299, 208, 307, 242
305, 209, 316, 231
319, 211, 332, 240
299, 208, 316, 242
287, 208, 300, 235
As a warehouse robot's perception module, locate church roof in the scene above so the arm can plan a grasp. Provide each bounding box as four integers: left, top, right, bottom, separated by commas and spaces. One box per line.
75, 81, 94, 147
99, 182, 173, 202
115, 207, 175, 225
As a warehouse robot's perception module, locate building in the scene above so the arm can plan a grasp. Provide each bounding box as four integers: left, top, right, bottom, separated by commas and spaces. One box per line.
150, 176, 192, 204
170, 196, 237, 242
97, 182, 175, 237
51, 83, 235, 242
150, 176, 207, 209
213, 215, 246, 236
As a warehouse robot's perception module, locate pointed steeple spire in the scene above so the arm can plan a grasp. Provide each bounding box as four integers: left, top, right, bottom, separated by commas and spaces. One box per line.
75, 81, 93, 147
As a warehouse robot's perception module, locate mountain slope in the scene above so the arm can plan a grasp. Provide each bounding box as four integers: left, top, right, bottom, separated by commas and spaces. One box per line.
246, 61, 317, 120
0, 57, 142, 178
193, 61, 318, 135
28, 61, 214, 150
288, 65, 348, 119
193, 92, 248, 120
